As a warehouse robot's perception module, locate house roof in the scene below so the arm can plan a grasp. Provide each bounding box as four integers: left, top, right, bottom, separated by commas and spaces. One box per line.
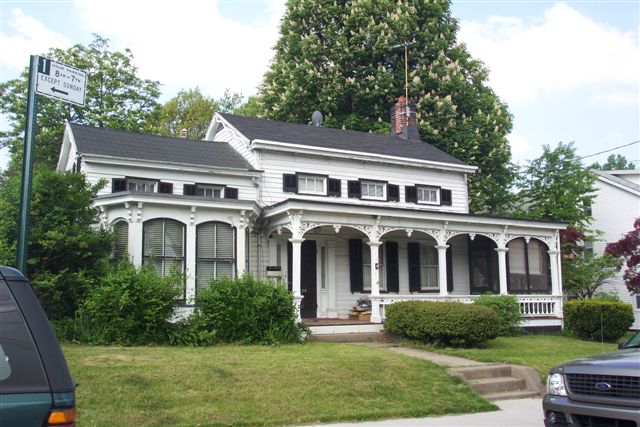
593, 170, 640, 194
218, 113, 468, 166
70, 123, 255, 171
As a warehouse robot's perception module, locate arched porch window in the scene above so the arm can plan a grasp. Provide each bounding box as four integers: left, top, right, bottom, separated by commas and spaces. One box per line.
507, 238, 550, 294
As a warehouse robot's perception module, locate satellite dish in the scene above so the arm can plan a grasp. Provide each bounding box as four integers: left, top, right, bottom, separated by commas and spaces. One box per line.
311, 110, 323, 127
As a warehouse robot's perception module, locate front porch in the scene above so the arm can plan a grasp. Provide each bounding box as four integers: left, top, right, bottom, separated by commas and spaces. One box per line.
257, 200, 566, 329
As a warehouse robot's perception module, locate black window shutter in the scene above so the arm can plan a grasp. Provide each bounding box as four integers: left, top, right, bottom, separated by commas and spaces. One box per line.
387, 184, 400, 201
446, 246, 454, 292
158, 182, 173, 194
347, 180, 361, 198
408, 242, 421, 292
327, 178, 341, 197
441, 189, 452, 206
405, 186, 417, 203
224, 187, 239, 199
183, 184, 196, 196
386, 242, 399, 292
112, 178, 126, 193
283, 174, 298, 192
75, 157, 81, 173
349, 239, 363, 292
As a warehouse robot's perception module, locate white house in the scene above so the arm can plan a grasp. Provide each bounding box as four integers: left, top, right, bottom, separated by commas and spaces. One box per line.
590, 169, 640, 329
57, 97, 566, 329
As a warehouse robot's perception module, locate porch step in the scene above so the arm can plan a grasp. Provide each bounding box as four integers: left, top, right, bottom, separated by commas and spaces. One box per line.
450, 364, 544, 401
309, 332, 384, 343
307, 323, 384, 335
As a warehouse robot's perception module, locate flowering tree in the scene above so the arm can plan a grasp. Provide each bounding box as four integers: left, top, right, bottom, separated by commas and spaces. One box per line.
258, 0, 514, 214
606, 218, 640, 294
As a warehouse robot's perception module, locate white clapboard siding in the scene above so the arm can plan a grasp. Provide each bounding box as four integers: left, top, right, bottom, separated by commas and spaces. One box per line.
258, 151, 469, 213
83, 162, 257, 200
211, 125, 259, 169
590, 175, 640, 328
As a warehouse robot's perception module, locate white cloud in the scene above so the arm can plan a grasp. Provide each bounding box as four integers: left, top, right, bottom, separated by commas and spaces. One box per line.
507, 131, 537, 164
73, 0, 286, 100
0, 8, 71, 72
458, 2, 640, 106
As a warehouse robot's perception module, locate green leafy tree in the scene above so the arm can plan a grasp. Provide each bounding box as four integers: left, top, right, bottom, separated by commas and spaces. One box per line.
606, 217, 640, 294
218, 88, 244, 114
0, 169, 112, 320
234, 95, 259, 117
591, 154, 636, 171
258, 0, 514, 214
518, 142, 597, 227
0, 34, 160, 172
151, 87, 218, 139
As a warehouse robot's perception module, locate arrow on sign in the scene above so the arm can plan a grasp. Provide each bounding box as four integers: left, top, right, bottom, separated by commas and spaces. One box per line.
51, 87, 69, 96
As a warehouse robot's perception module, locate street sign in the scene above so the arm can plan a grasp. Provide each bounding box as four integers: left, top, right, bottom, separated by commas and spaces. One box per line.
35, 57, 87, 106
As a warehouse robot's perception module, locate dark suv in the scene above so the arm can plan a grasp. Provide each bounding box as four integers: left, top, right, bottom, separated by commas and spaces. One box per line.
543, 331, 640, 427
0, 266, 76, 427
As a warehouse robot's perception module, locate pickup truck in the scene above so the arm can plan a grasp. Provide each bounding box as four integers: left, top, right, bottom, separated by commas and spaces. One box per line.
543, 331, 640, 427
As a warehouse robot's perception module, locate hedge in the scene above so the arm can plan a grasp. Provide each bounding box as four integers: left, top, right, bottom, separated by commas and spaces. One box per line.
564, 299, 634, 342
474, 294, 523, 336
384, 300, 500, 347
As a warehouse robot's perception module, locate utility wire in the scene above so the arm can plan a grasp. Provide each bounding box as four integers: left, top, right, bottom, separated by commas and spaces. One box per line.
578, 139, 640, 161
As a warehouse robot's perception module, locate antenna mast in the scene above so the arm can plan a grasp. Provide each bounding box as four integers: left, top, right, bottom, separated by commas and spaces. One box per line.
392, 40, 418, 117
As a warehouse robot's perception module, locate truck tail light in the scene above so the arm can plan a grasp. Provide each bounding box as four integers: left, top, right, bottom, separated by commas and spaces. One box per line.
47, 406, 76, 426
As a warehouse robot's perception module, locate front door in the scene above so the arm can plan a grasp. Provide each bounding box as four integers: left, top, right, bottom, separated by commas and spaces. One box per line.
287, 240, 317, 318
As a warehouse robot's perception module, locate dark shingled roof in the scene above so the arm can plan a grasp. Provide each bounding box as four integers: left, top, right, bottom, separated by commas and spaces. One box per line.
70, 124, 255, 171
219, 113, 468, 166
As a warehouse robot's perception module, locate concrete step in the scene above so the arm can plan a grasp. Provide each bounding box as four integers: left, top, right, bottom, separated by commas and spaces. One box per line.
468, 376, 527, 395
483, 389, 542, 401
309, 332, 383, 343
452, 364, 512, 380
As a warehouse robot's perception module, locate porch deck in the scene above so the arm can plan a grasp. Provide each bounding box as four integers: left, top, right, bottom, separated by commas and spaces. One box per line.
303, 318, 385, 335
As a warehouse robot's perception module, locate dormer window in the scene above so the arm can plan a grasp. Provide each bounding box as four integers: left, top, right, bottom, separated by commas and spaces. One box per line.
417, 185, 439, 204
196, 185, 223, 198
298, 175, 326, 195
128, 179, 156, 193
360, 180, 386, 200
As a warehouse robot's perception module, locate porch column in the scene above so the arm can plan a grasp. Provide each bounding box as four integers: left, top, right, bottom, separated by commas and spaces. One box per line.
289, 237, 305, 320
185, 222, 197, 304
129, 220, 143, 268
236, 226, 246, 277
326, 241, 337, 318
495, 247, 509, 295
367, 241, 383, 323
435, 245, 449, 296
548, 250, 561, 296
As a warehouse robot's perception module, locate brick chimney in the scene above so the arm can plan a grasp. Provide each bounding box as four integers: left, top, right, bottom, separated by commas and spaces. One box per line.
390, 96, 420, 140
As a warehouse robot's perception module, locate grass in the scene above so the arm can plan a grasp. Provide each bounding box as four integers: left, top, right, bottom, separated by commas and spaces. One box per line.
405, 334, 619, 379
63, 342, 496, 426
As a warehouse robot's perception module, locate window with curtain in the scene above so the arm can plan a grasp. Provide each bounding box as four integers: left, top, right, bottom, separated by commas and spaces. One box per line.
143, 219, 185, 277
507, 238, 550, 294
113, 221, 128, 260
196, 222, 235, 295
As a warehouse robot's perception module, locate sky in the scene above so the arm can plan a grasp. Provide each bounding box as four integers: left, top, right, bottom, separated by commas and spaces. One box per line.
1, 0, 639, 171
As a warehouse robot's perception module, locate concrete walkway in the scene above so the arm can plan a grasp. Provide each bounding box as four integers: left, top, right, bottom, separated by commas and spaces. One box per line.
303, 398, 543, 427
353, 342, 488, 367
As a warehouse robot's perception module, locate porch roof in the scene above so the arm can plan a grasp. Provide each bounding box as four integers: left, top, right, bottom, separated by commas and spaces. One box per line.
261, 198, 567, 231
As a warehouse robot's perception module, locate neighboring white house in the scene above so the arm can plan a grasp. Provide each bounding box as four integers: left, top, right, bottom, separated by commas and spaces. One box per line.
57, 97, 566, 329
590, 169, 640, 329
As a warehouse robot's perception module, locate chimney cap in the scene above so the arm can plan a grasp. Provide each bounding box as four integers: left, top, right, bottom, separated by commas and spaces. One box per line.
179, 128, 188, 138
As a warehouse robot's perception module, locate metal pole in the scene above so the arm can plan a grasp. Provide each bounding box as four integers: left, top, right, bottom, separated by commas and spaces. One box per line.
16, 55, 39, 274
404, 45, 409, 106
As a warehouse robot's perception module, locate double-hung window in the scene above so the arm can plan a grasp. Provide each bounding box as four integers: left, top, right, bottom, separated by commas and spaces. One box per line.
143, 218, 185, 277
128, 179, 156, 193
360, 181, 386, 200
196, 222, 236, 295
417, 186, 439, 204
298, 175, 326, 195
196, 185, 223, 198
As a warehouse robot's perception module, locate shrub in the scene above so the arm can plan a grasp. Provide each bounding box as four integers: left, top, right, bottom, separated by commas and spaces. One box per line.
195, 275, 304, 344
78, 260, 183, 345
166, 318, 217, 347
564, 299, 634, 342
474, 294, 523, 336
385, 300, 500, 347
592, 292, 621, 302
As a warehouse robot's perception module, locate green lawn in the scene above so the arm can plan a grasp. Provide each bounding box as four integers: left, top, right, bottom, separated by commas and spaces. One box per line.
63, 342, 496, 426
407, 334, 619, 379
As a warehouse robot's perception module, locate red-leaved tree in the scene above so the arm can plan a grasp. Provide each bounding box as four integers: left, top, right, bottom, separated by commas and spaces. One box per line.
605, 218, 640, 294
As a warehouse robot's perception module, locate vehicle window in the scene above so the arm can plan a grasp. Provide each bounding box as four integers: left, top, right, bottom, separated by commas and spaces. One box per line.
626, 332, 640, 348
0, 280, 49, 393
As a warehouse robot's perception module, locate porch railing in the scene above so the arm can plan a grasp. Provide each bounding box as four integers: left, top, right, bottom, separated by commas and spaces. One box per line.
374, 294, 563, 320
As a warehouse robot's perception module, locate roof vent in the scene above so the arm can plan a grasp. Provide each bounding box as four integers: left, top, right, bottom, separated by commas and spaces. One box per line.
179, 128, 188, 138
309, 111, 323, 127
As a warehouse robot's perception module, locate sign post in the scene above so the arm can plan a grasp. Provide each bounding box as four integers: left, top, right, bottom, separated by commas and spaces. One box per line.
16, 56, 87, 274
